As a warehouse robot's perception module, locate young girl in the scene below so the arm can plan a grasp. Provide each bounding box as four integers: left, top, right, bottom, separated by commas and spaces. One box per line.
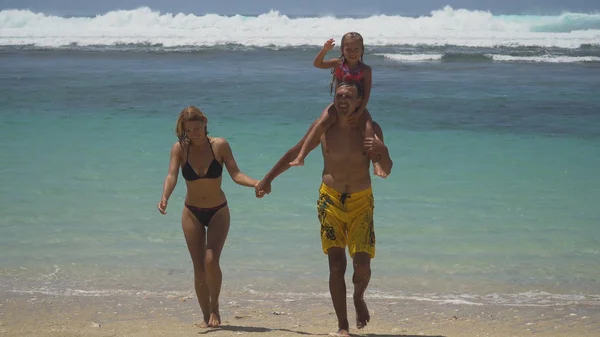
289, 32, 385, 177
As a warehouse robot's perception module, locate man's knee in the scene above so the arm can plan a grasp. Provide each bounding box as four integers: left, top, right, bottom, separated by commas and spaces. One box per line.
328, 247, 347, 276
352, 252, 371, 278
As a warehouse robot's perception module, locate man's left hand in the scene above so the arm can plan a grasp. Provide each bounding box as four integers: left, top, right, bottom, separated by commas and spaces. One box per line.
364, 136, 386, 155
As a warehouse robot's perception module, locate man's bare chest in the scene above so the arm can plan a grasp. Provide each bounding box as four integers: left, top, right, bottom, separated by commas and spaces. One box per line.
321, 128, 367, 160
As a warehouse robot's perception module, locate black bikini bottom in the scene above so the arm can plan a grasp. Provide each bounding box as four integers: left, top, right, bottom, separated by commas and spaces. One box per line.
185, 201, 228, 227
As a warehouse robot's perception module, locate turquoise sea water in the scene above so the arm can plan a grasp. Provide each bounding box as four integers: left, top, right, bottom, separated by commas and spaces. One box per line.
1, 44, 599, 307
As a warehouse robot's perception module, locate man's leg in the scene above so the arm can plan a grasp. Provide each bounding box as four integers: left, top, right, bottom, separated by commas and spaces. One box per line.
317, 183, 351, 336
346, 189, 375, 329
328, 247, 349, 336
352, 252, 371, 329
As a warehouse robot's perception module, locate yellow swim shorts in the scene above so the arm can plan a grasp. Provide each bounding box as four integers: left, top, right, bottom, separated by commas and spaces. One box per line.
317, 183, 376, 258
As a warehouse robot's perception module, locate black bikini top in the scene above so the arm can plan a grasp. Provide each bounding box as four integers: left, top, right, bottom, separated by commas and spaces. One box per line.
181, 138, 223, 181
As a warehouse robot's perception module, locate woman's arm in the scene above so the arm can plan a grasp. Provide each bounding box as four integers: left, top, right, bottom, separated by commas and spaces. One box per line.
220, 138, 259, 188
158, 142, 182, 214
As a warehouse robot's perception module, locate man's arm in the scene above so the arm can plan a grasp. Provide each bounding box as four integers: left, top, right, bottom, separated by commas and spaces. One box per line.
290, 107, 336, 166
366, 122, 393, 177
264, 119, 320, 182
256, 106, 332, 197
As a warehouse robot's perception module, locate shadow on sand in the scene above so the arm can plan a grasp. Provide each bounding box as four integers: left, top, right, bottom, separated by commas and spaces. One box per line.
197, 324, 320, 335
363, 334, 445, 337
197, 324, 446, 337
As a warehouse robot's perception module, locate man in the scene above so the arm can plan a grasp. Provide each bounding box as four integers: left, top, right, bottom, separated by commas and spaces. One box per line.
256, 81, 393, 336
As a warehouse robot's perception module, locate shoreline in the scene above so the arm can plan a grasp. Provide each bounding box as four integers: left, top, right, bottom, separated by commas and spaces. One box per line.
2, 289, 599, 337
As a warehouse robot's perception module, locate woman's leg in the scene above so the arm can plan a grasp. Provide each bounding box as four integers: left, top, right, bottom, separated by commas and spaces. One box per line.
181, 207, 210, 327
205, 206, 231, 327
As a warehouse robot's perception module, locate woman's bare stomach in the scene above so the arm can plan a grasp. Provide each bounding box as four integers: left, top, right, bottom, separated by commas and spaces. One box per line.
184, 180, 227, 207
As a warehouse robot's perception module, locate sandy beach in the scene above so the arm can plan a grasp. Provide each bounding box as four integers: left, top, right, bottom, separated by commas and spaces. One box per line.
2, 289, 599, 337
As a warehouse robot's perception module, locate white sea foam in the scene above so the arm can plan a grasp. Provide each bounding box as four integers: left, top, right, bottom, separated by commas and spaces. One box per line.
377, 53, 600, 63
489, 54, 600, 63
11, 286, 595, 307
1, 6, 599, 49
377, 53, 445, 62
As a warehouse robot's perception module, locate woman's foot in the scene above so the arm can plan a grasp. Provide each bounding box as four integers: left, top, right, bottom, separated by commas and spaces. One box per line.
194, 320, 209, 328
329, 329, 351, 336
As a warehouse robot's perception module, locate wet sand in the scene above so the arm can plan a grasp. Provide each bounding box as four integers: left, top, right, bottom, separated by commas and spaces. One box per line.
2, 289, 599, 337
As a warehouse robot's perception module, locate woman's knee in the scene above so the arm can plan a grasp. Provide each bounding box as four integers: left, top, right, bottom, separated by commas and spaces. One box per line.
204, 250, 221, 271
193, 264, 207, 279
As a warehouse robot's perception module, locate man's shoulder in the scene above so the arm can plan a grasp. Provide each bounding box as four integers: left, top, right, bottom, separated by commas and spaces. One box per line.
371, 121, 385, 140
321, 104, 337, 127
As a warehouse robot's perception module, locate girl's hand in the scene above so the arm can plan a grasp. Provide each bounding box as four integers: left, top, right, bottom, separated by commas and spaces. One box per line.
349, 107, 365, 126
323, 38, 335, 51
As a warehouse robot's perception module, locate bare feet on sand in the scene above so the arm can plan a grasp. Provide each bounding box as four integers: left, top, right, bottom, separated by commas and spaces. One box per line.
208, 312, 221, 327
354, 297, 370, 329
329, 329, 351, 336
194, 320, 209, 328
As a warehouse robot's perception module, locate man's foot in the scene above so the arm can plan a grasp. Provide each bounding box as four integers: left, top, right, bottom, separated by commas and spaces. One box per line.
208, 312, 221, 327
373, 162, 387, 178
329, 329, 351, 336
194, 320, 209, 328
289, 157, 305, 167
354, 297, 370, 329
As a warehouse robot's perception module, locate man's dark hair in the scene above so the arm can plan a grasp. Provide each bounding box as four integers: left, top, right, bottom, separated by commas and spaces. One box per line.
336, 81, 363, 98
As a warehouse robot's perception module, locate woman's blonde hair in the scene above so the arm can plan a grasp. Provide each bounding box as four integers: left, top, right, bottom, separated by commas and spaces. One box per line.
176, 106, 208, 145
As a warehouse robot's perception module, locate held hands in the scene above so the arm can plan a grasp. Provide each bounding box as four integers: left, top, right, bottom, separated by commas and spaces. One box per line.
157, 199, 168, 215
255, 179, 272, 198
323, 38, 335, 52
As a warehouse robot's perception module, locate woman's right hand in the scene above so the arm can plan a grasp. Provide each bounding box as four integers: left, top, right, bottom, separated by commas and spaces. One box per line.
323, 38, 335, 51
157, 199, 168, 215
255, 179, 271, 198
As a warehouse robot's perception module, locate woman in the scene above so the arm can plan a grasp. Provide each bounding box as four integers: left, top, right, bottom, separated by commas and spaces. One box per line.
157, 106, 258, 327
